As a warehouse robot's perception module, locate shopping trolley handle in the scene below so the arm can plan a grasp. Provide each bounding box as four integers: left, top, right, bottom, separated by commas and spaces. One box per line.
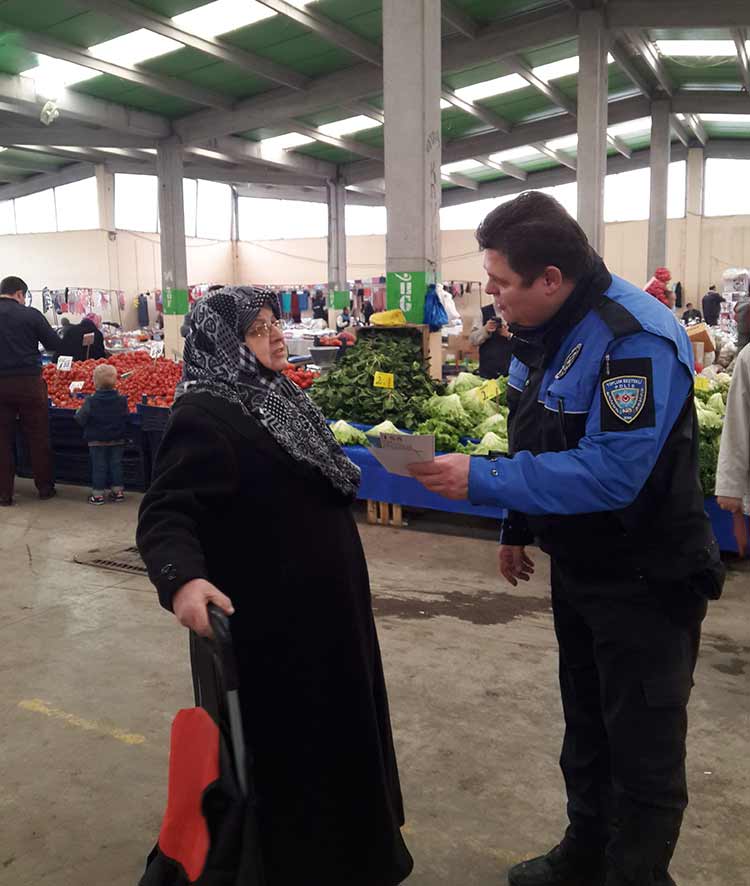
207, 603, 240, 692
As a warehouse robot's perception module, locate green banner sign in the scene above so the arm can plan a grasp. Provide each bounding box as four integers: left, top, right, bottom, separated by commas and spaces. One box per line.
163, 287, 188, 315
386, 272, 428, 324
329, 290, 350, 310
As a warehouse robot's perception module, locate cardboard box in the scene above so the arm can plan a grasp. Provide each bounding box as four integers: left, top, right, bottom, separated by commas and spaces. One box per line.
686, 323, 715, 354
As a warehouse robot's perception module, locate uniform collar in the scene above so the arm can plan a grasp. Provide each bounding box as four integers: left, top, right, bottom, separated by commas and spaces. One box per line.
510, 255, 612, 370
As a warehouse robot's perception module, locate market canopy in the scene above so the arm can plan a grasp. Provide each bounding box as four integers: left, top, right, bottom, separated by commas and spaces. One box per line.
1, 0, 750, 205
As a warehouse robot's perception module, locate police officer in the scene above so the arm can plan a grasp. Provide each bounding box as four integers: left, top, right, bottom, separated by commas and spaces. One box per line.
410, 192, 724, 886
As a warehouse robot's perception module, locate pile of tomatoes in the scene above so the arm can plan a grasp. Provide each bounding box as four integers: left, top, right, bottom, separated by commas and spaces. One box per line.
42, 351, 183, 412
282, 364, 320, 390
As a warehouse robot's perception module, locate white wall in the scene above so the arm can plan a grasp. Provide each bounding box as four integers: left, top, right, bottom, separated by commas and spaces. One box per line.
0, 228, 235, 328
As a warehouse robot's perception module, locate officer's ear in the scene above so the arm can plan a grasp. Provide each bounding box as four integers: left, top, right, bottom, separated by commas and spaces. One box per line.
541, 265, 564, 294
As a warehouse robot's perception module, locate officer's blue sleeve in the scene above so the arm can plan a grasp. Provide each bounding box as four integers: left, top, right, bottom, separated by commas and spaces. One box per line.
468, 333, 693, 515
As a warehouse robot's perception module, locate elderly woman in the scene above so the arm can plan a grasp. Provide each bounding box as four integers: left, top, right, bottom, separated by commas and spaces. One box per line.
137, 287, 412, 886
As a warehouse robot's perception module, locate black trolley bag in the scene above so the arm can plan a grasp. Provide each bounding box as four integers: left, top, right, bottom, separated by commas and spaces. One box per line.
139, 605, 266, 886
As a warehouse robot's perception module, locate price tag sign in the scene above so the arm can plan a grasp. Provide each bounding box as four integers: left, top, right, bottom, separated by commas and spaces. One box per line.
149, 340, 164, 359
69, 381, 84, 393
694, 375, 711, 392
478, 378, 500, 402
57, 356, 73, 372
373, 371, 395, 389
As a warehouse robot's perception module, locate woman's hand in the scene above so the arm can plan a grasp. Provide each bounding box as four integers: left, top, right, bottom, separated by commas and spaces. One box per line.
172, 578, 234, 638
498, 545, 535, 587
717, 496, 744, 514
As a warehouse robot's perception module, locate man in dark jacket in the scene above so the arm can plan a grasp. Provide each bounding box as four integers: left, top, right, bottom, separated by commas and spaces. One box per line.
410, 193, 723, 886
55, 317, 107, 362
0, 275, 61, 504
701, 285, 723, 326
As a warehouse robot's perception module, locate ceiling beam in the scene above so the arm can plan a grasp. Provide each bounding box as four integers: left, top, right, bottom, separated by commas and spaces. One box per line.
683, 113, 708, 146
671, 91, 750, 114
670, 114, 690, 147
255, 0, 381, 66
10, 143, 151, 165
176, 6, 577, 143
440, 86, 511, 132
441, 1, 480, 40
607, 134, 632, 158
0, 152, 71, 173
11, 28, 233, 110
291, 123, 385, 161
475, 155, 527, 181
626, 31, 673, 96
0, 169, 27, 183
0, 71, 170, 137
236, 183, 383, 207
343, 101, 385, 126
442, 170, 479, 191
442, 143, 689, 208
0, 126, 157, 148
733, 28, 750, 95
533, 142, 576, 170
0, 162, 95, 201
200, 135, 337, 180
704, 138, 750, 160
607, 0, 750, 29
73, 0, 309, 91
502, 55, 577, 115
609, 40, 653, 97
104, 158, 326, 188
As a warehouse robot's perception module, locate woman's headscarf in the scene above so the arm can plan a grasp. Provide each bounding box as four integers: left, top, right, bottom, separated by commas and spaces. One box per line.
178, 286, 360, 499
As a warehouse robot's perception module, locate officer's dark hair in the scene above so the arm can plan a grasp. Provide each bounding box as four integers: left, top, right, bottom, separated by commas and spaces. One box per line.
0, 275, 28, 296
476, 191, 594, 286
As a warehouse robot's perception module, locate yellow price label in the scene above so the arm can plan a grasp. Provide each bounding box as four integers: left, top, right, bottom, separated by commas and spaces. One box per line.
694, 375, 711, 391
478, 378, 500, 401
373, 371, 395, 389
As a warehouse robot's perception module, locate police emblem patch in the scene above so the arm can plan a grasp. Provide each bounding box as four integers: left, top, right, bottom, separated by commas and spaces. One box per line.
602, 375, 648, 424
555, 343, 583, 379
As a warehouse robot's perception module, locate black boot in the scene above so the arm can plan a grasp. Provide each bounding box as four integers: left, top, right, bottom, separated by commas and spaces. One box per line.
508, 842, 606, 886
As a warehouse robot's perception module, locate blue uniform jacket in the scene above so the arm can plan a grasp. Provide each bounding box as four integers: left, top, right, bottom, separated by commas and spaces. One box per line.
468, 275, 695, 516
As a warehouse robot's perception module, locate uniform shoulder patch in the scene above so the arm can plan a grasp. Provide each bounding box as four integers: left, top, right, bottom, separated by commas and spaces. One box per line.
600, 357, 655, 431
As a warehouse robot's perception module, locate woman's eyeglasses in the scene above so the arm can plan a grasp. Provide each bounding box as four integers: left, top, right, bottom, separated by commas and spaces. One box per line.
247, 319, 284, 338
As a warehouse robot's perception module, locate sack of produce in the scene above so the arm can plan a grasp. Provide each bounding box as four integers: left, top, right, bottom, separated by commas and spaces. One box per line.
371, 309, 407, 327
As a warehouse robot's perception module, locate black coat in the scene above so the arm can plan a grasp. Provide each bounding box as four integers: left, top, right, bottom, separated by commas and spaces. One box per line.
55, 319, 107, 362
137, 392, 413, 886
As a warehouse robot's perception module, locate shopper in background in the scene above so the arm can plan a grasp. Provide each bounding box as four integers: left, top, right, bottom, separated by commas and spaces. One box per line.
469, 299, 513, 378
0, 275, 60, 505
56, 314, 107, 362
312, 289, 327, 320
137, 287, 413, 886
681, 302, 702, 324
716, 343, 750, 520
58, 316, 71, 338
409, 191, 724, 886
702, 284, 723, 326
336, 304, 352, 331
363, 298, 375, 325
74, 364, 128, 505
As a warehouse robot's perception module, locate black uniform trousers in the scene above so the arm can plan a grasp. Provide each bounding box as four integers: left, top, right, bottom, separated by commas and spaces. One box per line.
551, 563, 707, 886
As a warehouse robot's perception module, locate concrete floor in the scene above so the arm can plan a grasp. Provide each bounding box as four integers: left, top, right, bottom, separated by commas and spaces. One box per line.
1, 478, 748, 886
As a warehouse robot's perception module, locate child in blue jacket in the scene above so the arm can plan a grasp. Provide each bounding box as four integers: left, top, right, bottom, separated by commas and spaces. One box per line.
75, 364, 129, 504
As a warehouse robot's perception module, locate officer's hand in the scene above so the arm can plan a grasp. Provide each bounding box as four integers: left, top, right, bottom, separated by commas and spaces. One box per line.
484, 319, 498, 334
717, 496, 744, 514
409, 454, 470, 499
498, 545, 535, 587
172, 578, 234, 638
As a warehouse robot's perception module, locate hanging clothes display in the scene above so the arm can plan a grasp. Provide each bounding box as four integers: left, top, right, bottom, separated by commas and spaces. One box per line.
136, 293, 150, 327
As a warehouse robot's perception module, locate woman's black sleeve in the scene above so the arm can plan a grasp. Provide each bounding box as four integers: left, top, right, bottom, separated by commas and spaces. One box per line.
136, 405, 239, 611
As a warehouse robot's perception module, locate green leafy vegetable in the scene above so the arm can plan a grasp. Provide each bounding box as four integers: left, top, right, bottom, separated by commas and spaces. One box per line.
366, 420, 405, 441
460, 431, 508, 456
447, 372, 483, 394
475, 411, 508, 438
330, 420, 369, 447
416, 418, 463, 453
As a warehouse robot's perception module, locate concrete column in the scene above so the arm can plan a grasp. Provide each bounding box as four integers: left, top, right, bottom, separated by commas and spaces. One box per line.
576, 9, 610, 252
684, 146, 705, 302
382, 0, 442, 285
156, 141, 188, 359
647, 99, 671, 276
95, 164, 115, 231
231, 186, 241, 285
326, 177, 347, 328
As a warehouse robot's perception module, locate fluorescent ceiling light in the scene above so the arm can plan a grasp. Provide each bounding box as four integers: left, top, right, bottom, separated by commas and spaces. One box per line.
260, 132, 315, 151
546, 134, 578, 151
455, 73, 527, 102
173, 0, 275, 38
21, 54, 98, 94
91, 29, 181, 66
318, 115, 378, 137
607, 116, 652, 138
488, 146, 542, 163
700, 113, 750, 123
655, 40, 736, 57
441, 160, 484, 174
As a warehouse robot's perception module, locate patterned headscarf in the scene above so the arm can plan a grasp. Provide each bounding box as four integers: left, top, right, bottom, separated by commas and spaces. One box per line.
178, 286, 360, 499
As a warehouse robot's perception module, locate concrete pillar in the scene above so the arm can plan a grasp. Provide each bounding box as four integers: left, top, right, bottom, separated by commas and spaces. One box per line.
647, 99, 671, 276
231, 186, 241, 285
156, 141, 188, 359
684, 147, 705, 302
326, 177, 347, 328
576, 9, 610, 252
382, 0, 442, 292
95, 165, 115, 231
